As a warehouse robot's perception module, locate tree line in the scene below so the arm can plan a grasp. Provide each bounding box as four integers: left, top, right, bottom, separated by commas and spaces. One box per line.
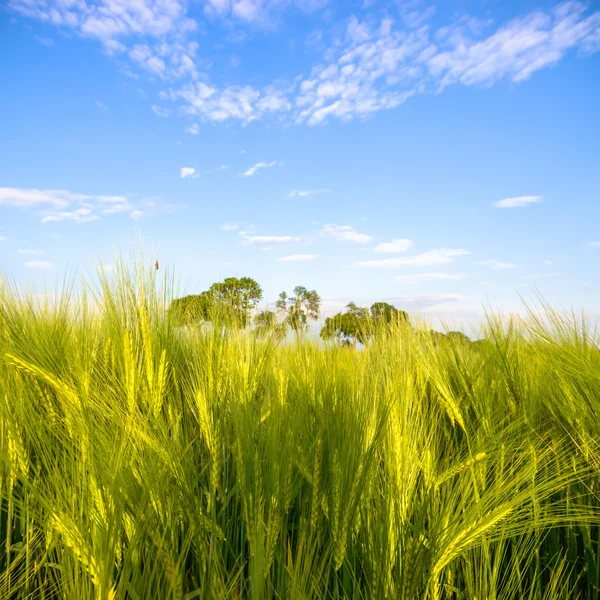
169, 276, 473, 345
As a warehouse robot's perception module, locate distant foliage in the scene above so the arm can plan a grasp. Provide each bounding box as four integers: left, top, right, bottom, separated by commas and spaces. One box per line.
276, 285, 321, 334
169, 276, 262, 328
321, 301, 410, 346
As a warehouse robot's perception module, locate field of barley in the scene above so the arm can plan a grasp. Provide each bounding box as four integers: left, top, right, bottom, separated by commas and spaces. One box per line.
1, 265, 599, 599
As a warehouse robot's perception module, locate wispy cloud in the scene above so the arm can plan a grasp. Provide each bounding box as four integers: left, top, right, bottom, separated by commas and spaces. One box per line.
18, 249, 44, 255
0, 187, 166, 224
186, 123, 199, 135
288, 188, 331, 198
0, 236, 6, 242
241, 234, 303, 246
321, 224, 372, 243
375, 239, 413, 253
203, 0, 330, 24
95, 100, 108, 111
0, 188, 83, 209
355, 248, 470, 268
395, 273, 465, 284
242, 160, 280, 177
24, 261, 53, 270
588, 241, 600, 248
9, 2, 600, 126
476, 258, 522, 269
221, 223, 239, 231
277, 254, 319, 262
180, 167, 198, 179
494, 195, 542, 208
152, 104, 171, 118
35, 35, 56, 47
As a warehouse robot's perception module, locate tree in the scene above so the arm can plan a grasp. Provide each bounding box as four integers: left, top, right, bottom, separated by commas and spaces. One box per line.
169, 277, 262, 328
168, 292, 212, 326
321, 302, 369, 346
208, 277, 263, 326
445, 331, 471, 344
370, 302, 409, 325
276, 286, 321, 335
254, 310, 286, 338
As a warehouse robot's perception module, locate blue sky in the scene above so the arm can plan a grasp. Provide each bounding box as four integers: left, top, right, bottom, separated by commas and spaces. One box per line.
1, 0, 599, 326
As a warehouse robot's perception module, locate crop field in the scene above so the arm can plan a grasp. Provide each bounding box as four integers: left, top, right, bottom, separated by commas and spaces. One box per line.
1, 267, 599, 599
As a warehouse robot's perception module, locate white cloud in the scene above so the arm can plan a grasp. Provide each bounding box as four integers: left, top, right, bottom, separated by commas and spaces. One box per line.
9, 0, 198, 79
494, 195, 542, 208
41, 208, 101, 223
0, 187, 165, 224
186, 123, 200, 135
544, 259, 554, 264
288, 188, 331, 198
0, 188, 84, 209
130, 210, 145, 220
24, 261, 53, 270
375, 238, 413, 253
242, 234, 303, 246
180, 167, 198, 179
321, 224, 372, 243
242, 160, 280, 176
203, 0, 330, 24
476, 258, 522, 269
18, 249, 44, 255
0, 236, 6, 241
588, 241, 600, 248
8, 2, 600, 126
395, 272, 465, 284
277, 254, 319, 262
221, 223, 239, 230
152, 104, 171, 117
355, 248, 470, 268
95, 100, 108, 111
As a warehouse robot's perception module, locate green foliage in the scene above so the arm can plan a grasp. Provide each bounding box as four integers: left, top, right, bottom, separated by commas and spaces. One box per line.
276, 285, 321, 334
168, 291, 212, 325
321, 301, 410, 346
254, 310, 286, 339
169, 276, 262, 328
321, 302, 369, 345
0, 263, 599, 599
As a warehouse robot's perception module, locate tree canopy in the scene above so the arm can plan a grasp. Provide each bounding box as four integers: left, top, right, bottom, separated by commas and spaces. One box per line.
275, 286, 321, 334
321, 301, 410, 346
169, 277, 262, 327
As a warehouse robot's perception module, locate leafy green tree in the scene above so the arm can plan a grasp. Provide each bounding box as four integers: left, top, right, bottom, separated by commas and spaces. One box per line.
209, 277, 262, 314
254, 310, 286, 338
169, 277, 262, 328
445, 331, 471, 344
276, 286, 321, 335
370, 302, 409, 324
321, 302, 369, 346
168, 292, 212, 326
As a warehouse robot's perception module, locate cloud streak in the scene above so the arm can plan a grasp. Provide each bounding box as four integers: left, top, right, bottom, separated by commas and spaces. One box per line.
242, 160, 280, 176
0, 187, 167, 224
494, 195, 542, 208
277, 254, 319, 262
375, 239, 413, 253
476, 259, 522, 269
321, 224, 372, 243
355, 248, 470, 268
24, 261, 53, 270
